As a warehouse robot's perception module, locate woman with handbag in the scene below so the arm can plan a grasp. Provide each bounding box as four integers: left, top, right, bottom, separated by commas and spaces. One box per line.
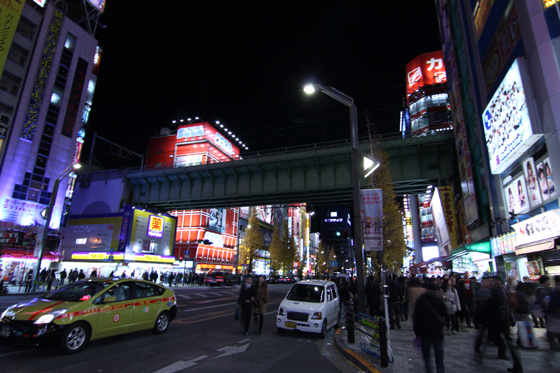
254, 276, 269, 335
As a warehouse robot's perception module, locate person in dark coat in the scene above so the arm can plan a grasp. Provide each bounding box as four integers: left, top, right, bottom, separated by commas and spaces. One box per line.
168, 272, 175, 287
388, 274, 403, 329
77, 269, 86, 280
365, 276, 382, 317
59, 269, 67, 286
238, 276, 257, 335
413, 283, 446, 373
39, 268, 48, 290
46, 269, 56, 291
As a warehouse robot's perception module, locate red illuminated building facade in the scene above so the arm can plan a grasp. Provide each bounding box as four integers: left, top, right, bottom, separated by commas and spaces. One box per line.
405, 51, 453, 136
145, 121, 241, 273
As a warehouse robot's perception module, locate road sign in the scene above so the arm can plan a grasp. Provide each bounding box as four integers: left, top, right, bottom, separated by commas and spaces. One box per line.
109, 248, 115, 253
184, 249, 190, 256
108, 255, 114, 261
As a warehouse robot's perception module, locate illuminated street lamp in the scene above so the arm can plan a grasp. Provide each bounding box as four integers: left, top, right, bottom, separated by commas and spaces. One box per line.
34, 162, 81, 290
304, 83, 367, 313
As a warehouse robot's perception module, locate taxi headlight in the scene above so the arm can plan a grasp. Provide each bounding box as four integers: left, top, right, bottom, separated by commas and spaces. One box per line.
34, 308, 69, 325
1, 305, 16, 319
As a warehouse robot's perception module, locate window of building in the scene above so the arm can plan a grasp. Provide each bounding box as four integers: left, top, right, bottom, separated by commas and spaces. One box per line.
50, 87, 63, 107
64, 33, 77, 52
16, 16, 38, 41
7, 43, 30, 67
0, 71, 22, 96
0, 102, 14, 117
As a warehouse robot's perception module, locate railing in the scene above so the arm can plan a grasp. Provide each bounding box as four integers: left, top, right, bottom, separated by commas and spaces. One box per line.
344, 301, 392, 367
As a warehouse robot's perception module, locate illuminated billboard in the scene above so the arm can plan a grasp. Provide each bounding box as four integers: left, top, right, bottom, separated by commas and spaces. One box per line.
86, 0, 106, 13
405, 50, 447, 100
176, 123, 239, 157
482, 59, 542, 174
147, 215, 164, 238
129, 208, 177, 257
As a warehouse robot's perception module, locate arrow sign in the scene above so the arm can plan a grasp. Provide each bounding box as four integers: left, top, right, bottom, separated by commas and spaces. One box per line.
211, 342, 251, 360
152, 355, 208, 373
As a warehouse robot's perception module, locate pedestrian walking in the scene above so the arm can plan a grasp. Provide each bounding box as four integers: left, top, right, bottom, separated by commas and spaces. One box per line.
413, 283, 446, 373
78, 269, 86, 280
24, 269, 33, 293
168, 272, 175, 287
142, 271, 149, 281
46, 269, 56, 291
39, 268, 48, 290
176, 272, 183, 287
238, 276, 256, 335
441, 279, 460, 335
408, 277, 426, 318
90, 269, 97, 278
388, 274, 404, 329
59, 269, 67, 286
365, 276, 382, 317
546, 275, 560, 352
254, 276, 269, 335
533, 275, 551, 328
461, 271, 475, 328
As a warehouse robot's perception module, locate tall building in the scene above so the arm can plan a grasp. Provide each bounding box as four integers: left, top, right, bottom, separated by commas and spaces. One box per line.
435, 0, 560, 279
0, 1, 102, 281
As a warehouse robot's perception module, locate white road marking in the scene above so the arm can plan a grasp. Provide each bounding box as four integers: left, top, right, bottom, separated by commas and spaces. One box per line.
183, 302, 237, 312
237, 339, 251, 344
178, 295, 191, 299
211, 342, 251, 359
194, 293, 207, 298
152, 355, 208, 373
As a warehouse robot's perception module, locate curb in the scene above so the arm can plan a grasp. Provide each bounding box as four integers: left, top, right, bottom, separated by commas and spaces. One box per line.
333, 327, 382, 373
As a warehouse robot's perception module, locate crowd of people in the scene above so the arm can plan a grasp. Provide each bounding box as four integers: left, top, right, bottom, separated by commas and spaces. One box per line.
359, 272, 560, 373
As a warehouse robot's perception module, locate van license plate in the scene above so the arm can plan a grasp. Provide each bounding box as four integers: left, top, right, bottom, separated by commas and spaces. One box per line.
285, 322, 297, 328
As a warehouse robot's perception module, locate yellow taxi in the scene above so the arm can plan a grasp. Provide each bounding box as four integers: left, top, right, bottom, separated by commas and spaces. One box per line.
0, 278, 177, 353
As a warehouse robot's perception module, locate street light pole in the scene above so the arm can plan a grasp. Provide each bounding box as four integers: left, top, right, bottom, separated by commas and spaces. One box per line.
304, 84, 366, 313
33, 163, 80, 291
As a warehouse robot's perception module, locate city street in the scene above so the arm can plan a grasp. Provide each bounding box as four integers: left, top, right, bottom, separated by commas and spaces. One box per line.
0, 284, 356, 373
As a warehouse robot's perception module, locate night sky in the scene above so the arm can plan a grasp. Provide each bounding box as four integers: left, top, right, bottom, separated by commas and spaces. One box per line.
86, 2, 442, 163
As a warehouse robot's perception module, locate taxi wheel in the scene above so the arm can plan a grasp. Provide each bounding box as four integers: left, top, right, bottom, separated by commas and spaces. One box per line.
59, 322, 89, 354
319, 320, 327, 338
153, 311, 170, 334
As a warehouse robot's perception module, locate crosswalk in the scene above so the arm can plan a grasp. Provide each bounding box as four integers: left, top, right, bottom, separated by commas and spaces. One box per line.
177, 290, 237, 299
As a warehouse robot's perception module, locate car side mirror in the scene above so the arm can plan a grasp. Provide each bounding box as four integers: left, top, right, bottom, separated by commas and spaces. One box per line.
104, 296, 116, 303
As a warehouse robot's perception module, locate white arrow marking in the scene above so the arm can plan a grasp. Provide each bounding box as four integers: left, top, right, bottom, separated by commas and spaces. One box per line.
211, 342, 251, 359
152, 355, 208, 373
237, 338, 251, 344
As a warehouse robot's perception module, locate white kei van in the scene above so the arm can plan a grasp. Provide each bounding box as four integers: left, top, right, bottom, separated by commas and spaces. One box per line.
276, 280, 341, 338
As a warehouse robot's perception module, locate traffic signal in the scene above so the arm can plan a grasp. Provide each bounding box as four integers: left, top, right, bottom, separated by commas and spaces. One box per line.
179, 257, 183, 262
203, 239, 213, 245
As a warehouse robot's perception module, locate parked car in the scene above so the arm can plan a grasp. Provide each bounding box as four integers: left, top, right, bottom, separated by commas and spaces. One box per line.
0, 278, 177, 353
278, 276, 296, 284
276, 280, 341, 338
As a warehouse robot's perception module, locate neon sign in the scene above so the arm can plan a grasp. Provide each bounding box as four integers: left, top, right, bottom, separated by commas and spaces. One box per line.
147, 215, 164, 238
177, 125, 204, 140
214, 132, 233, 154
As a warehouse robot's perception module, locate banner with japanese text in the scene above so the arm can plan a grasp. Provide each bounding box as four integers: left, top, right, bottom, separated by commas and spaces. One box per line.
361, 189, 383, 252
0, 0, 25, 80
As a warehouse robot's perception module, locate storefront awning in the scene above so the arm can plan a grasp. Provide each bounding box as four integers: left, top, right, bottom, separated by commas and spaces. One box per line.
448, 240, 491, 260
515, 240, 555, 256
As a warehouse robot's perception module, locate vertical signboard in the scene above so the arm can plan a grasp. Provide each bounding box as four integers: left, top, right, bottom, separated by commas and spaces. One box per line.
0, 0, 25, 79
361, 189, 383, 251
61, 58, 89, 137
523, 158, 542, 209
437, 187, 459, 250
21, 9, 64, 140
536, 157, 558, 202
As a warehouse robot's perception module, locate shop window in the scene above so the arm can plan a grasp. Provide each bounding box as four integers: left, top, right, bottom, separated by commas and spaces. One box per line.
26, 188, 40, 202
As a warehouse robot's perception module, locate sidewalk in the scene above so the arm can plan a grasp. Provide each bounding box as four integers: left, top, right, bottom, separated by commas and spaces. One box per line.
334, 316, 560, 373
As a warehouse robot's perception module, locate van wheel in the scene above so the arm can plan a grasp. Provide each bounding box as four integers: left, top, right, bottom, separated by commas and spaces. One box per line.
59, 322, 89, 354
319, 321, 327, 338
153, 311, 170, 334
336, 312, 342, 328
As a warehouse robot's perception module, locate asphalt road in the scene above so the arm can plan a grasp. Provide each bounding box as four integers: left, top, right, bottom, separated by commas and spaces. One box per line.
0, 284, 358, 373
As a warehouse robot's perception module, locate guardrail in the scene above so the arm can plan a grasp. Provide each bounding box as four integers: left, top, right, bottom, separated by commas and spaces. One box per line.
344, 301, 392, 367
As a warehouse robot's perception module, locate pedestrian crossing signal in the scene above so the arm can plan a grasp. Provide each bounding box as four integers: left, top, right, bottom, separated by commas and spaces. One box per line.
179, 257, 183, 262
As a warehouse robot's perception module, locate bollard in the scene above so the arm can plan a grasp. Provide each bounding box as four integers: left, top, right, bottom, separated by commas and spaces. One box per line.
346, 301, 355, 343
379, 316, 389, 367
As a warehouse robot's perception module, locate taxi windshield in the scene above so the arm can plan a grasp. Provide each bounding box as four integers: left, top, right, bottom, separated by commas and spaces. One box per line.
286, 284, 324, 303
43, 281, 108, 301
